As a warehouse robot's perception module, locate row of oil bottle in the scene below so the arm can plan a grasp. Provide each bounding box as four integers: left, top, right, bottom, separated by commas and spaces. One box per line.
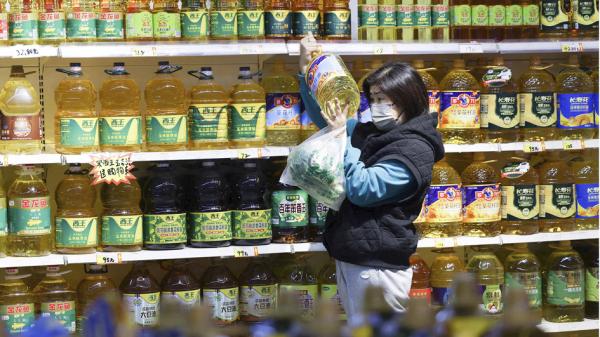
0, 0, 352, 44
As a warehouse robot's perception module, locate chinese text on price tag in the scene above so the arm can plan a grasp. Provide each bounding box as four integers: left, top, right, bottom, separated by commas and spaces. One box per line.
90, 153, 136, 185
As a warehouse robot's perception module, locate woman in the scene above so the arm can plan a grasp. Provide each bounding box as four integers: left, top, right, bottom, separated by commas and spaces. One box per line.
298, 34, 445, 321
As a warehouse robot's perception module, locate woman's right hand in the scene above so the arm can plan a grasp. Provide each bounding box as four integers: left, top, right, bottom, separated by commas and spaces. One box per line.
299, 32, 320, 75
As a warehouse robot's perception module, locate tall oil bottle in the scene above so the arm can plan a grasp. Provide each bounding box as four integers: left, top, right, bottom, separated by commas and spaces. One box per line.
450, 0, 471, 39
378, 0, 397, 40
540, 0, 570, 37
500, 157, 539, 235
232, 162, 271, 246
409, 253, 432, 304
584, 241, 599, 319
278, 254, 319, 320
100, 180, 143, 252
292, 0, 321, 38
211, 0, 238, 39
570, 150, 599, 230
97, 0, 125, 41
556, 55, 595, 140
239, 259, 278, 322
0, 268, 35, 335
470, 0, 488, 40
125, 0, 154, 40
237, 0, 265, 39
323, 0, 351, 39
467, 246, 504, 317
487, 0, 506, 41
152, 0, 182, 40
504, 244, 542, 321
573, 0, 599, 36
318, 261, 345, 320
271, 182, 308, 243
202, 262, 240, 325
397, 0, 415, 41
38, 0, 66, 44
358, 0, 378, 40
120, 262, 161, 327
34, 266, 77, 334
431, 0, 450, 40
161, 260, 201, 309
521, 0, 540, 38
538, 151, 576, 232
64, 0, 98, 42
0, 2, 8, 45
518, 57, 557, 141
413, 59, 440, 114
265, 0, 292, 39
505, 0, 524, 39
181, 0, 209, 40
263, 60, 301, 146
415, 0, 433, 40
76, 264, 117, 334
7, 0, 38, 44
431, 248, 465, 309
230, 67, 267, 148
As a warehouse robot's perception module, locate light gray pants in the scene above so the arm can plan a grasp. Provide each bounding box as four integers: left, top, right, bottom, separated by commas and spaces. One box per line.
335, 260, 413, 325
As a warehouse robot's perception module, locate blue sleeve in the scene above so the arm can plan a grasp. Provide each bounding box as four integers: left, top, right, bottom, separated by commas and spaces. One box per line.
298, 74, 328, 129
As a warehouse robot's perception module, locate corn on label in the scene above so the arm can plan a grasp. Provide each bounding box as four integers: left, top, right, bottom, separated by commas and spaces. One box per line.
505, 271, 542, 308
477, 284, 503, 314
575, 0, 599, 30
575, 183, 599, 219
9, 13, 38, 41
471, 5, 488, 26
359, 5, 379, 27
101, 215, 143, 245
324, 10, 351, 37
519, 92, 556, 128
189, 104, 228, 142
0, 13, 8, 41
586, 268, 599, 301
396, 5, 415, 26
557, 93, 595, 129
321, 284, 346, 319
451, 4, 471, 26
39, 12, 66, 40
60, 117, 99, 147
378, 5, 397, 27
279, 285, 318, 320
67, 12, 97, 39
309, 198, 329, 228
230, 103, 266, 140
153, 12, 181, 38
293, 10, 320, 36
415, 5, 432, 26
97, 12, 124, 39
423, 184, 463, 223
439, 91, 480, 129
181, 10, 208, 38
41, 301, 76, 333
488, 5, 506, 25
100, 116, 143, 146
506, 5, 523, 25
432, 5, 450, 26
481, 93, 519, 130
428, 90, 440, 114
123, 293, 160, 326
143, 213, 187, 244
541, 0, 569, 31
233, 209, 271, 239
266, 93, 301, 131
126, 11, 153, 38
300, 111, 318, 131
145, 115, 188, 145
1, 303, 34, 334
210, 10, 238, 37
161, 290, 200, 308
240, 285, 277, 319
501, 185, 539, 220
55, 217, 98, 248
189, 211, 232, 242
203, 288, 239, 323
8, 197, 51, 235
547, 270, 584, 305
462, 184, 501, 223
271, 190, 308, 228
238, 10, 264, 37
0, 197, 7, 236
540, 184, 575, 219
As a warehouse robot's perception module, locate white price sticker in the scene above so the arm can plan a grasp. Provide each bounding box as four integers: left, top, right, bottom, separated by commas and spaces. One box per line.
459, 43, 484, 54
233, 246, 259, 257
239, 45, 264, 54
562, 139, 584, 150
12, 46, 41, 58
561, 42, 584, 53
131, 46, 157, 57
433, 238, 457, 248
96, 252, 122, 265
373, 45, 394, 54
523, 141, 545, 153
237, 150, 253, 160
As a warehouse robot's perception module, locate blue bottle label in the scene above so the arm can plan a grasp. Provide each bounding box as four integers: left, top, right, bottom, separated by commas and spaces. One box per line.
358, 92, 372, 123
432, 287, 452, 306
575, 183, 599, 219
462, 184, 501, 223
266, 93, 301, 131
557, 93, 595, 129
423, 184, 463, 223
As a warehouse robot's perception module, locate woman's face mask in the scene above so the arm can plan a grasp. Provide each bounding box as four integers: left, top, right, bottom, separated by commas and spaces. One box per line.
369, 86, 402, 131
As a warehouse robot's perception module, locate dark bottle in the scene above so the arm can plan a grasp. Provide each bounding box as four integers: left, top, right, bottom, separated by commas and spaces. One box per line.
143, 162, 187, 250
201, 262, 240, 326
271, 183, 308, 243
120, 262, 161, 327
188, 161, 232, 248
278, 254, 319, 320
585, 242, 599, 319
239, 259, 278, 322
308, 196, 329, 242
160, 260, 201, 309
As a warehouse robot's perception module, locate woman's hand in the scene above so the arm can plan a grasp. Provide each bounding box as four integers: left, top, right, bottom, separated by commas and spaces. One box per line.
323, 98, 349, 129
299, 32, 320, 75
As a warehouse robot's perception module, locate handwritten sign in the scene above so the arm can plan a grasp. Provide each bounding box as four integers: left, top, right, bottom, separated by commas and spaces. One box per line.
13, 46, 41, 58
131, 46, 157, 57
96, 252, 122, 265
90, 153, 135, 185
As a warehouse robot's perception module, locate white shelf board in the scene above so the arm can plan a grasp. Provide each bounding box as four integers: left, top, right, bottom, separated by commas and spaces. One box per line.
0, 255, 66, 268
287, 41, 498, 56
501, 229, 599, 244
0, 44, 59, 58
538, 319, 599, 333
498, 39, 599, 54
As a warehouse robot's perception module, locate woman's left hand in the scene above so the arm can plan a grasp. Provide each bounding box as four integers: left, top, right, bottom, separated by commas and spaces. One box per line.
323, 98, 349, 129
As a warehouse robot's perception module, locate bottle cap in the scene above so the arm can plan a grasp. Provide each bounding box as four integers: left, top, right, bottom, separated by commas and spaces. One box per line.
452, 59, 466, 69
412, 59, 425, 69
85, 264, 108, 274
10, 65, 26, 77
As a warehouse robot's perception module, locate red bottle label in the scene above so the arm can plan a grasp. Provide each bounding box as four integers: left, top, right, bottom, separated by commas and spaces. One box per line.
409, 287, 432, 304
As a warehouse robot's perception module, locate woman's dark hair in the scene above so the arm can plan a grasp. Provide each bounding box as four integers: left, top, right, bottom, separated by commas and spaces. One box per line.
362, 61, 429, 121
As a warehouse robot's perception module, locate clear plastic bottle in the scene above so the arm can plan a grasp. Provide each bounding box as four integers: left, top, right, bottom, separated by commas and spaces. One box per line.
264, 0, 292, 39
278, 255, 318, 320
120, 262, 161, 327
239, 259, 278, 322
413, 59, 440, 114
378, 0, 397, 40
152, 0, 181, 40
323, 0, 351, 39
570, 150, 599, 230
504, 244, 542, 322
230, 67, 267, 148
160, 260, 201, 309
271, 183, 308, 243
33, 266, 77, 334
481, 287, 546, 337
263, 60, 301, 146
431, 0, 450, 40
202, 262, 240, 326
556, 55, 595, 140
358, 0, 378, 40
7, 0, 38, 44
210, 0, 238, 39
232, 162, 271, 245
500, 157, 539, 235
431, 248, 465, 309
100, 180, 143, 252
97, 0, 126, 41
38, 0, 66, 44
467, 246, 505, 317
125, 0, 154, 40
538, 151, 576, 232
76, 264, 117, 334
0, 268, 35, 335
237, 0, 265, 39
318, 260, 345, 320
409, 253, 432, 304
181, 0, 209, 40
64, 0, 98, 42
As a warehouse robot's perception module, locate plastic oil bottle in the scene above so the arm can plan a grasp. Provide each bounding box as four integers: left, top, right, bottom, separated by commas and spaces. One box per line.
271, 182, 308, 243
544, 241, 585, 322
76, 264, 117, 334
7, 0, 38, 44
54, 63, 99, 154
97, 0, 126, 41
143, 162, 187, 250
33, 266, 77, 334
100, 180, 143, 252
540, 0, 569, 37
239, 259, 278, 322
430, 248, 465, 309
278, 254, 319, 320
461, 153, 501, 237
378, 0, 397, 40
64, 0, 98, 42
152, 0, 181, 40
467, 246, 504, 317
291, 0, 321, 39
584, 241, 599, 319
120, 262, 161, 327
237, 0, 265, 39
413, 59, 440, 114
439, 59, 482, 144
263, 60, 301, 146
449, 0, 471, 39
55, 164, 97, 254
431, 0, 450, 40
323, 0, 351, 39
538, 151, 576, 232
0, 2, 8, 45
7, 165, 51, 257
232, 162, 271, 245
210, 0, 238, 39
0, 268, 35, 335
264, 0, 292, 39
202, 262, 240, 325
161, 260, 201, 309
409, 253, 432, 304
570, 150, 599, 230
500, 158, 539, 235
99, 62, 143, 152
482, 287, 546, 337
0, 170, 6, 258
126, 0, 154, 40
518, 57, 557, 141
556, 55, 595, 140
38, 0, 66, 44
358, 0, 378, 40
145, 61, 188, 151
308, 196, 329, 241
230, 67, 267, 148
396, 0, 415, 41
0, 65, 42, 154
181, 0, 209, 40
504, 244, 542, 321
470, 0, 488, 40
318, 261, 345, 320
187, 67, 230, 150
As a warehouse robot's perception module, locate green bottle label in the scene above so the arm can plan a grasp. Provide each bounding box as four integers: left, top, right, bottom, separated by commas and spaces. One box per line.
126, 11, 154, 38
181, 10, 208, 38
471, 5, 489, 26
161, 290, 200, 308
39, 12, 66, 40
547, 270, 584, 305
230, 103, 266, 141
523, 4, 540, 26
153, 11, 181, 38
210, 10, 237, 38
233, 209, 271, 240
478, 284, 503, 314
309, 198, 329, 228
0, 197, 7, 236
488, 5, 506, 26
9, 13, 38, 41
145, 115, 188, 145
359, 4, 379, 27
271, 190, 308, 228
189, 211, 232, 243
237, 10, 264, 37
67, 11, 97, 39
452, 4, 471, 26
203, 288, 239, 323
293, 10, 320, 36
143, 213, 187, 244
324, 10, 351, 36
575, 0, 599, 30
541, 0, 569, 31
506, 5, 523, 25
123, 293, 160, 326
397, 5, 415, 26
432, 4, 450, 26
55, 217, 98, 248
99, 116, 142, 146
240, 285, 277, 319
505, 272, 541, 308
60, 117, 99, 147
279, 284, 318, 320
586, 267, 599, 302
97, 12, 124, 39
265, 10, 291, 37
1, 303, 34, 334
101, 215, 143, 245
189, 104, 228, 142
378, 5, 397, 27
481, 93, 519, 130
8, 197, 51, 235
414, 4, 432, 27
320, 284, 346, 319
41, 301, 76, 333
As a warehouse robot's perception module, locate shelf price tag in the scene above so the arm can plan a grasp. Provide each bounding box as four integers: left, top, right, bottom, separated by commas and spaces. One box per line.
239, 44, 264, 54
96, 252, 122, 265
131, 46, 157, 57
233, 246, 259, 257
523, 141, 545, 153
459, 43, 484, 54
12, 46, 41, 58
562, 139, 584, 150
373, 45, 394, 54
237, 149, 254, 160
433, 238, 457, 248
90, 153, 135, 185
561, 42, 584, 53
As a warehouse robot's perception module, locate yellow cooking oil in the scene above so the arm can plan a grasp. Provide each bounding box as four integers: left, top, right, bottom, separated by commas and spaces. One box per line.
7, 0, 38, 45
152, 0, 182, 40
461, 153, 501, 237
0, 65, 42, 154
0, 169, 6, 258
518, 57, 557, 141
7, 165, 51, 257
0, 2, 8, 45
500, 157, 540, 235
38, 0, 66, 44
378, 0, 397, 40
504, 244, 542, 322
0, 268, 35, 335
33, 266, 77, 334
538, 151, 576, 232
570, 150, 599, 230
188, 67, 230, 150
556, 55, 595, 140
125, 0, 154, 41
230, 67, 267, 148
144, 61, 188, 152
439, 59, 482, 144
358, 0, 378, 40
54, 63, 98, 154
467, 246, 505, 317
99, 62, 143, 153
263, 60, 301, 146
100, 180, 143, 252
430, 248, 465, 309
76, 264, 118, 334
64, 0, 98, 42
413, 59, 440, 114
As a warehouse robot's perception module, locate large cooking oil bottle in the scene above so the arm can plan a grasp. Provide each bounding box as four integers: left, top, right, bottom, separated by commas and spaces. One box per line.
431, 248, 465, 309
271, 183, 308, 243
264, 0, 292, 39
210, 0, 238, 39
461, 153, 501, 237
100, 180, 143, 252
570, 150, 599, 230
318, 260, 345, 320
417, 158, 463, 238
538, 151, 576, 232
188, 67, 230, 150
54, 63, 99, 154
161, 260, 201, 309
38, 0, 66, 44
181, 0, 209, 40
239, 259, 278, 322
7, 165, 51, 257
413, 59, 440, 114
99, 62, 143, 152
291, 0, 321, 39
0, 65, 42, 154
230, 67, 267, 148
76, 264, 117, 334
237, 0, 265, 39
64, 0, 98, 42
97, 0, 125, 41
540, 0, 569, 37
263, 60, 301, 146
202, 262, 240, 325
308, 196, 329, 241
573, 0, 599, 36
378, 0, 397, 40
0, 268, 35, 335
126, 0, 154, 40
358, 0, 378, 40
0, 170, 6, 258
33, 266, 77, 334
450, 0, 471, 39
544, 241, 585, 322
504, 244, 542, 321
467, 246, 504, 317
323, 0, 351, 39
120, 262, 161, 327
152, 0, 181, 40
431, 0, 450, 40
7, 0, 38, 44
439, 59, 481, 144
556, 55, 595, 140
232, 162, 271, 245
396, 0, 414, 41
518, 57, 557, 141
500, 157, 539, 235
0, 2, 8, 45
409, 253, 432, 304
279, 254, 319, 320
470, 0, 488, 40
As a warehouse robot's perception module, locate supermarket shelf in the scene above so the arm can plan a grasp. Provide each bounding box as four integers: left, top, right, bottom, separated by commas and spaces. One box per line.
498, 39, 599, 54
287, 40, 499, 55
417, 230, 599, 248
538, 319, 599, 333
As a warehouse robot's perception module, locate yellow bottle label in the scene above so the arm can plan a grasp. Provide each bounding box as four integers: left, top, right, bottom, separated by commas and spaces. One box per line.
123, 293, 160, 326
541, 0, 569, 31
501, 185, 539, 220
145, 115, 188, 145
540, 184, 576, 219
574, 0, 599, 30
55, 216, 98, 248
230, 103, 266, 141
189, 103, 229, 142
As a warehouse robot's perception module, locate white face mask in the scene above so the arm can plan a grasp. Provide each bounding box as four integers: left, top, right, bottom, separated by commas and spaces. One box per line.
370, 102, 398, 131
